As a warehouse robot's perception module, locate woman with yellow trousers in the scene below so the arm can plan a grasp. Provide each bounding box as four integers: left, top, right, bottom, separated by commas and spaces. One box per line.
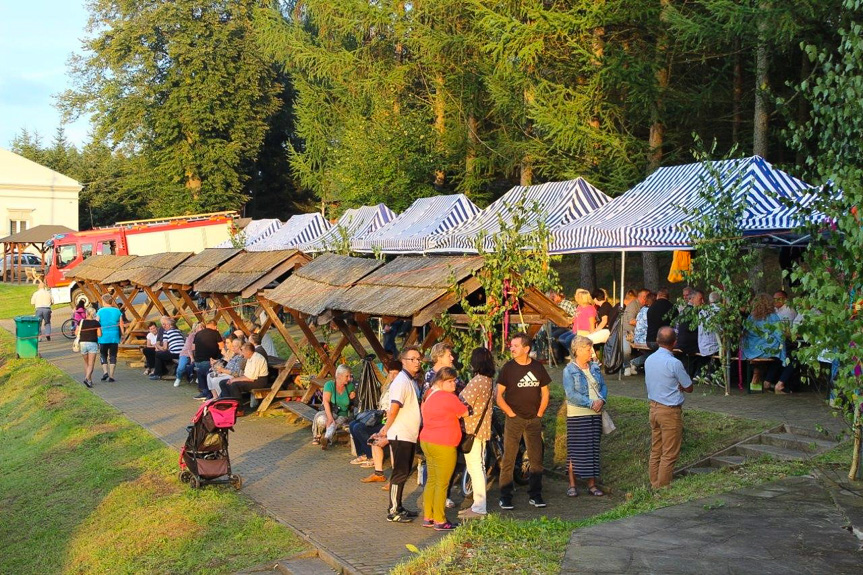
419, 366, 468, 531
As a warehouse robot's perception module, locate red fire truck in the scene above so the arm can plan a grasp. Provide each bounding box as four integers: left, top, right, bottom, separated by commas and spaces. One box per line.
45, 212, 237, 305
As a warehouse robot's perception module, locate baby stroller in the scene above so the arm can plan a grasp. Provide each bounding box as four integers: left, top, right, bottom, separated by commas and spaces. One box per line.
178, 398, 243, 489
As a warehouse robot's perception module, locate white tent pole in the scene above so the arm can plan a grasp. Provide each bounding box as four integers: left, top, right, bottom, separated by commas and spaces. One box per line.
619, 250, 626, 381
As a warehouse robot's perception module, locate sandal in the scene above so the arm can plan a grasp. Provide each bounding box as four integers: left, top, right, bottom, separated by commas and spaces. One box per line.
588, 486, 605, 497
774, 383, 788, 395
311, 439, 320, 445
567, 486, 578, 497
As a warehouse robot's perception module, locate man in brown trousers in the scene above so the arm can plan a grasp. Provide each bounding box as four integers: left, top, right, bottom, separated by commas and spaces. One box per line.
644, 326, 693, 488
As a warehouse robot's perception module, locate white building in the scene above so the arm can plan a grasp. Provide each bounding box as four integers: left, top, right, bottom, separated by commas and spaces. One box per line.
0, 147, 81, 235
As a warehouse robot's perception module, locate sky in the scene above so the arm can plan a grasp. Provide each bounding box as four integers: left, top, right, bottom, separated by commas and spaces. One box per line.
0, 1, 91, 149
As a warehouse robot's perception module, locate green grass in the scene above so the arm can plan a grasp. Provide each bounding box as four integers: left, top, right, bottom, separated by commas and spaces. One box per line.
0, 330, 308, 574
0, 283, 49, 318
542, 382, 772, 492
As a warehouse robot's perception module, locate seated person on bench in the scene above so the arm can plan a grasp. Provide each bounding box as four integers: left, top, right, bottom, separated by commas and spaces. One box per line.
219, 343, 269, 414
207, 337, 246, 398
312, 364, 356, 449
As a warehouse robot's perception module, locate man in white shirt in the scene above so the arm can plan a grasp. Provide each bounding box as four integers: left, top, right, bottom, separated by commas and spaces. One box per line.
30, 282, 54, 341
773, 290, 797, 324
373, 345, 423, 523
219, 343, 269, 415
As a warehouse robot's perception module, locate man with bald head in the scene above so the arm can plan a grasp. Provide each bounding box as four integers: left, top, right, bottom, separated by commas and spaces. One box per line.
644, 326, 693, 488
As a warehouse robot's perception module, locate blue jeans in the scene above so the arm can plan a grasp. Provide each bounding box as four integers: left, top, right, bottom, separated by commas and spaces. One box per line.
350, 420, 384, 458
176, 356, 192, 381
194, 360, 212, 397
558, 330, 575, 354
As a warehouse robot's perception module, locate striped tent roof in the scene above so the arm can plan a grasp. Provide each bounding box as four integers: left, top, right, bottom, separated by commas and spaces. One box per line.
297, 204, 396, 253
550, 156, 818, 253
214, 218, 283, 248
351, 194, 480, 254
247, 213, 330, 252
428, 178, 611, 253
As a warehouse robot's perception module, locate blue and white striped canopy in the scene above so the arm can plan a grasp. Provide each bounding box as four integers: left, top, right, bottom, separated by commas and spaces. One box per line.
550, 156, 819, 253
351, 194, 481, 254
428, 178, 611, 253
299, 204, 397, 253
247, 213, 331, 252
214, 218, 283, 248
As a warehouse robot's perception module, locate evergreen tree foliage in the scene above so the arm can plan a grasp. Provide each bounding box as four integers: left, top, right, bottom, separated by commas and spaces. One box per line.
61, 0, 281, 216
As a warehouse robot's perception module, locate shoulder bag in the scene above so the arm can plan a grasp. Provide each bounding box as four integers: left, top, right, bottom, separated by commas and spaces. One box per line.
587, 371, 616, 435
459, 388, 492, 453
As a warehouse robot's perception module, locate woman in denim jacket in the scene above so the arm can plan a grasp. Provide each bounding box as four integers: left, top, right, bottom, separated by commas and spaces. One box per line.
562, 335, 608, 497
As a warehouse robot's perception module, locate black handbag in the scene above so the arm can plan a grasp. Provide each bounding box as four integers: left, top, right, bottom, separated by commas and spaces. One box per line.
459, 390, 492, 453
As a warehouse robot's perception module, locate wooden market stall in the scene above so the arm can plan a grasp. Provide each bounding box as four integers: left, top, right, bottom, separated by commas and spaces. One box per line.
329, 255, 571, 365
256, 253, 385, 412
98, 252, 194, 350
63, 254, 139, 307
157, 248, 243, 326
192, 249, 310, 336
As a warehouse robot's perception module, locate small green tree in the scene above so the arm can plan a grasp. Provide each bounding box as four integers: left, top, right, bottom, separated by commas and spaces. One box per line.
680, 139, 762, 395
438, 199, 561, 369
785, 0, 863, 479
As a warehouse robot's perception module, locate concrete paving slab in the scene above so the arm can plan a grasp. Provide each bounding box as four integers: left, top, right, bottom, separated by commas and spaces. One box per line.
562, 476, 862, 575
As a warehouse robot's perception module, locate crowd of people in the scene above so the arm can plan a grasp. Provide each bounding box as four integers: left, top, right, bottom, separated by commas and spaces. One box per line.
549, 284, 804, 393
47, 280, 812, 530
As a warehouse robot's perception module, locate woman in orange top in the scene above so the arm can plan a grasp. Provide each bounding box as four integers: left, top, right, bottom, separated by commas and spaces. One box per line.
419, 366, 468, 531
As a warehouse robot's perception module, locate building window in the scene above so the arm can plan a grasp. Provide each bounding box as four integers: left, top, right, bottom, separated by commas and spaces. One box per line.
9, 220, 27, 235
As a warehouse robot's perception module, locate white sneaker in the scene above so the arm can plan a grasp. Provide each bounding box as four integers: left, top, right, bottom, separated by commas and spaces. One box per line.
623, 367, 632, 377
173, 379, 181, 387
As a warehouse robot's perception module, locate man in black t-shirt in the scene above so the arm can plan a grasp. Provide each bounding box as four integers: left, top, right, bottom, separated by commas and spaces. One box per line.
646, 288, 675, 345
496, 333, 551, 510
193, 319, 223, 400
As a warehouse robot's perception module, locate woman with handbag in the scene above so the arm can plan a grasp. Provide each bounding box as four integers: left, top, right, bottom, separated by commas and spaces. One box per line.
457, 347, 496, 519
562, 336, 608, 497
419, 366, 468, 531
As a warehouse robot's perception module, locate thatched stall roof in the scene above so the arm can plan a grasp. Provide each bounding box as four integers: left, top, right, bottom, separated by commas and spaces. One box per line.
159, 248, 242, 289
331, 256, 483, 323
101, 252, 193, 288
262, 253, 384, 316
194, 249, 309, 298
64, 255, 138, 283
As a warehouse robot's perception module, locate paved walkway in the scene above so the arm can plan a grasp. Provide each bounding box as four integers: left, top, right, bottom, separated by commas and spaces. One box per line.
13, 314, 614, 574
562, 475, 863, 574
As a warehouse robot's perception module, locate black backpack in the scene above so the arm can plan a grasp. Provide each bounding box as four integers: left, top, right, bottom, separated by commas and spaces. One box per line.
603, 312, 624, 374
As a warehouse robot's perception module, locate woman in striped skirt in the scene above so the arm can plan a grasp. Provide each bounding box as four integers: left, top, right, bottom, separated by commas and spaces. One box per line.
562, 335, 608, 497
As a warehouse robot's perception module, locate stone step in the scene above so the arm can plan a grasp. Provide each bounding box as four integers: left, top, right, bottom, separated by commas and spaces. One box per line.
276, 557, 336, 575
782, 424, 835, 441
710, 455, 746, 468
683, 467, 717, 476
735, 443, 813, 462
759, 432, 838, 453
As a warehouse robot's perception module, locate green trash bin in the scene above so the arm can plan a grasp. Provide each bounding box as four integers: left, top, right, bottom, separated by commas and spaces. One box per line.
14, 315, 41, 359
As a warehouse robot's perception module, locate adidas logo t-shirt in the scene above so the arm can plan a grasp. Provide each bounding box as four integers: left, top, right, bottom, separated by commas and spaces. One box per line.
496, 359, 551, 419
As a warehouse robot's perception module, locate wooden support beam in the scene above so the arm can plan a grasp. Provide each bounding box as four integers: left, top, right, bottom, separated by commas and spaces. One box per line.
142, 285, 169, 317
355, 316, 391, 367
214, 293, 252, 336
446, 313, 548, 325
332, 317, 385, 384
290, 309, 337, 377
420, 323, 443, 351
162, 288, 195, 328
404, 327, 420, 347
176, 289, 206, 323
413, 276, 483, 326
255, 296, 309, 413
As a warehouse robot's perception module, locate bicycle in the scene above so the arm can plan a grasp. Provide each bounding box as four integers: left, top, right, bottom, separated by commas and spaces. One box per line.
61, 318, 78, 340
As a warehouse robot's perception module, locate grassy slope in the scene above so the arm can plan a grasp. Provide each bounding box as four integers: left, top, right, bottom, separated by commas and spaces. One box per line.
0, 330, 307, 574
